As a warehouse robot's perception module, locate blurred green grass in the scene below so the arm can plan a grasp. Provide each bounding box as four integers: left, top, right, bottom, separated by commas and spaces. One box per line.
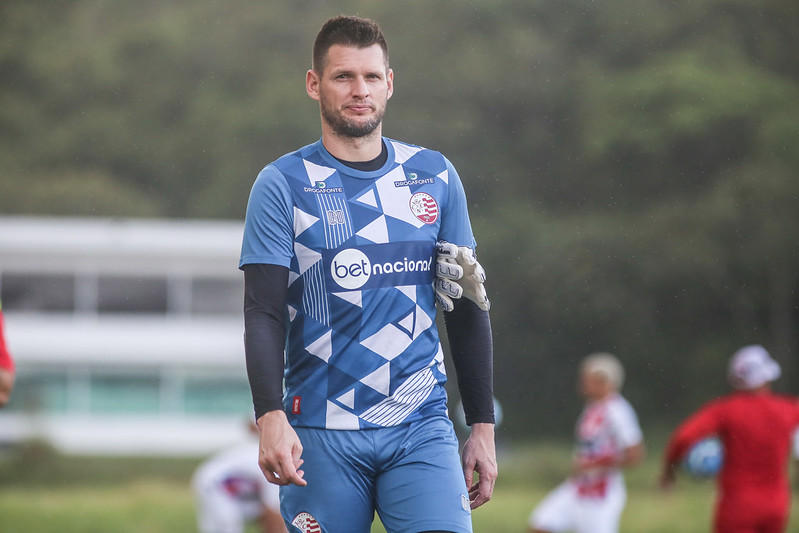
1, 439, 797, 533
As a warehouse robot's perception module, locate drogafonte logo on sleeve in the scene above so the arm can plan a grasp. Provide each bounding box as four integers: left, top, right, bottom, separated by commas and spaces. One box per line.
325, 242, 434, 291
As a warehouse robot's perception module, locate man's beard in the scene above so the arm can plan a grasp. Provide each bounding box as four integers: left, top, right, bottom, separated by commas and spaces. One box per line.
321, 103, 384, 138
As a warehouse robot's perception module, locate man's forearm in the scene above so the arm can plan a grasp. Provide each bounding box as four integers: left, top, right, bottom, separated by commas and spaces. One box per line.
243, 264, 290, 419
443, 298, 494, 425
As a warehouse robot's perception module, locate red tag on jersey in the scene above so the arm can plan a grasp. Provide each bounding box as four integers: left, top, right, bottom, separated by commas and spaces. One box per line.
292, 396, 302, 415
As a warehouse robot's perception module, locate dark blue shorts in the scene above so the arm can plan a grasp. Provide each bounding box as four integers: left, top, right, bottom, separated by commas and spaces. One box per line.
280, 415, 472, 533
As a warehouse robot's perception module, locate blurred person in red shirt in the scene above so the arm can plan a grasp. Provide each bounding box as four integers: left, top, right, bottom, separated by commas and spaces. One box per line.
660, 345, 799, 533
0, 301, 15, 407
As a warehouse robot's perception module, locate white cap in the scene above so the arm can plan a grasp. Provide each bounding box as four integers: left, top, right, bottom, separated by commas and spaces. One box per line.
581, 352, 625, 390
728, 345, 781, 390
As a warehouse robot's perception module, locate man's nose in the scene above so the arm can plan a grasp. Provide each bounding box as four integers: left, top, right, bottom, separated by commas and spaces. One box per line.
352, 76, 369, 98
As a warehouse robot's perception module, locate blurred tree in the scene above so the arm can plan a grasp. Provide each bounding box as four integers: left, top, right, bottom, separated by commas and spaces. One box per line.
0, 0, 797, 438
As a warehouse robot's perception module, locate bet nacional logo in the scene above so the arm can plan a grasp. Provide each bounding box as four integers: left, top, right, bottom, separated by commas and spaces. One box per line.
330, 248, 372, 290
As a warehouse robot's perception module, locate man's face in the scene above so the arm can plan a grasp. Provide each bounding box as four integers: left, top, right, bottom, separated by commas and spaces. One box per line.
579, 370, 611, 401
307, 44, 393, 139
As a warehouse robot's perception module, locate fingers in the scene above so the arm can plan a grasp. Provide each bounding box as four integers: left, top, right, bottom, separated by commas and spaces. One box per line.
467, 472, 496, 509
261, 454, 307, 487
434, 287, 455, 312
462, 457, 496, 509
436, 257, 463, 281
435, 241, 490, 312
462, 283, 490, 311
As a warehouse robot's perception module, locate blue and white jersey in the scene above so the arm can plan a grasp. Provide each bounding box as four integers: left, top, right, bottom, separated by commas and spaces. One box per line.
240, 138, 476, 430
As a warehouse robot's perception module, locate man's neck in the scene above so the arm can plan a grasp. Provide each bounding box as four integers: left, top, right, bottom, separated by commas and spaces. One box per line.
321, 127, 383, 162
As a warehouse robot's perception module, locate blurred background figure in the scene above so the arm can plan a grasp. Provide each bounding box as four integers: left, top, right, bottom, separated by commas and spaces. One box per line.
192, 421, 287, 533
0, 300, 15, 407
528, 353, 644, 533
660, 345, 799, 533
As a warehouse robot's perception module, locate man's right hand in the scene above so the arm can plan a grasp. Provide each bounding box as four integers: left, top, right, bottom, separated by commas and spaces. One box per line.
256, 410, 307, 486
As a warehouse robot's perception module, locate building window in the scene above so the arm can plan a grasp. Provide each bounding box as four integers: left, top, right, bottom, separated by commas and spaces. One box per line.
97, 275, 168, 314
1, 273, 74, 312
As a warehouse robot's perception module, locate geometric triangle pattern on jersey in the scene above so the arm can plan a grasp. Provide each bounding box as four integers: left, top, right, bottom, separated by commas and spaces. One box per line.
360, 362, 391, 396
336, 388, 355, 409
294, 241, 322, 276
355, 188, 378, 209
390, 140, 422, 164
361, 362, 438, 426
332, 290, 363, 308
397, 311, 415, 337
294, 206, 319, 237
361, 323, 412, 362
432, 343, 446, 375
374, 166, 423, 228
359, 284, 434, 362
326, 400, 359, 430
303, 160, 336, 186
306, 330, 332, 363
355, 214, 389, 244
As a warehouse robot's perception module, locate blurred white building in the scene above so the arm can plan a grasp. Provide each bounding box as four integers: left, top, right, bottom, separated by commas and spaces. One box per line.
0, 216, 255, 456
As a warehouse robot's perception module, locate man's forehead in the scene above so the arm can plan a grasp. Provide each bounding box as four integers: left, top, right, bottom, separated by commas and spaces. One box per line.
323, 44, 388, 71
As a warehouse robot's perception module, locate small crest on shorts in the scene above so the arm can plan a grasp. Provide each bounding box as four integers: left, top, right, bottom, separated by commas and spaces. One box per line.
461, 493, 471, 512
292, 511, 321, 533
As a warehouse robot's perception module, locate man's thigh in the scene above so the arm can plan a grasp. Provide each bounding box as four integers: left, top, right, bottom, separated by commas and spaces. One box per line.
280, 428, 377, 533
375, 416, 472, 533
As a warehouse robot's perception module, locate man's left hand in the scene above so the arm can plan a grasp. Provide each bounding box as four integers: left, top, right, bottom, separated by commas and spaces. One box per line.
461, 422, 497, 510
434, 241, 490, 312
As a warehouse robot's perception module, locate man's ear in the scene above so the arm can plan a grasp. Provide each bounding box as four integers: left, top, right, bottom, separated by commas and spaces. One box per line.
306, 69, 320, 101
386, 68, 394, 100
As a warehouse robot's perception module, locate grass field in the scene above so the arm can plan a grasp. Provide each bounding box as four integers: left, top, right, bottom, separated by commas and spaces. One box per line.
1, 439, 798, 533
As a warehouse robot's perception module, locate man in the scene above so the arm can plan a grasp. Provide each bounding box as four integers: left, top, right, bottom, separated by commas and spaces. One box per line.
239, 15, 496, 533
528, 353, 644, 533
192, 422, 287, 533
660, 345, 799, 533
0, 300, 15, 407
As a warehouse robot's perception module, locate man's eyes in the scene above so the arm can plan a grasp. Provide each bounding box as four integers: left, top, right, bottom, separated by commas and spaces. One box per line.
334, 74, 382, 80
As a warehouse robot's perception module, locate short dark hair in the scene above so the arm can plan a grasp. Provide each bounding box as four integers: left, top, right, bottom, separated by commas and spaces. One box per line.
312, 15, 389, 73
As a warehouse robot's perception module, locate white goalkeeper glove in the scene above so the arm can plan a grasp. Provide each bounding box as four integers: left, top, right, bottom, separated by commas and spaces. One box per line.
434, 240, 490, 312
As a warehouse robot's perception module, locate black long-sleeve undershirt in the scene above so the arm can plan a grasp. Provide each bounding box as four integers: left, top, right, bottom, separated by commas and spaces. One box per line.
242, 263, 288, 419
242, 262, 494, 425
444, 298, 495, 425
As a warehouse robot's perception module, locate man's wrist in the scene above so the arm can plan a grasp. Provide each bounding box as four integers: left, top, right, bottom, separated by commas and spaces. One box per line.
469, 422, 495, 437
257, 409, 288, 427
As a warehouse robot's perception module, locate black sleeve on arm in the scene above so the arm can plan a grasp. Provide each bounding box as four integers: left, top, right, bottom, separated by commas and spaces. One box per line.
443, 298, 495, 425
242, 263, 289, 420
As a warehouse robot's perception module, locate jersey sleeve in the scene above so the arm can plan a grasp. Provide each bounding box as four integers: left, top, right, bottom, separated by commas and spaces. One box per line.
663, 400, 724, 466
609, 398, 643, 449
438, 158, 477, 249
239, 165, 295, 269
